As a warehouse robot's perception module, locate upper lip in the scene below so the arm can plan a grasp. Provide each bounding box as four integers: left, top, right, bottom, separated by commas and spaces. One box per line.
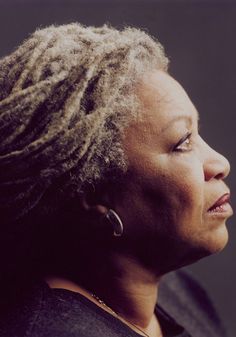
208, 192, 231, 211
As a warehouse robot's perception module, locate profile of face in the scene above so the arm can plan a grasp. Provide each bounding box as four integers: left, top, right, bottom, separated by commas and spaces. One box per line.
109, 70, 233, 274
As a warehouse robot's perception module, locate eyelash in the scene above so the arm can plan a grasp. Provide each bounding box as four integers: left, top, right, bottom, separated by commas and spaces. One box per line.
173, 132, 192, 152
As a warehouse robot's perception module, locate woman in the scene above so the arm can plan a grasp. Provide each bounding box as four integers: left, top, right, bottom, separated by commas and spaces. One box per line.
0, 23, 233, 337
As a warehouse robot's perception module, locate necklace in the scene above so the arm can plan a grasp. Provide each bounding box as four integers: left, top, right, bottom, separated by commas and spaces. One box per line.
91, 293, 151, 337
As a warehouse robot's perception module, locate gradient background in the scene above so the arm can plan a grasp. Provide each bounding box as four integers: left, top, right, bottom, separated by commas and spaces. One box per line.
0, 0, 235, 335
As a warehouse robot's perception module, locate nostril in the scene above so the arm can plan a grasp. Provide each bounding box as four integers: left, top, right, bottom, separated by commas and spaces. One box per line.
214, 172, 225, 180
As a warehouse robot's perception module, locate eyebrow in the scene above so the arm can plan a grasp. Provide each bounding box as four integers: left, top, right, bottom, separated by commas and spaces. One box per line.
160, 110, 199, 134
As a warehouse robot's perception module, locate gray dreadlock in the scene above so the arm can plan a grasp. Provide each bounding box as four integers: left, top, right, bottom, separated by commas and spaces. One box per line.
0, 22, 168, 225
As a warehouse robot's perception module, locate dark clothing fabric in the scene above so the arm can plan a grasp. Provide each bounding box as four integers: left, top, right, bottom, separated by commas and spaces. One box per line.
0, 270, 227, 337
158, 270, 227, 337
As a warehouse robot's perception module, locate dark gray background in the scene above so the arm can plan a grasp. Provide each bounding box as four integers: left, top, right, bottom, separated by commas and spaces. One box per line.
0, 0, 235, 335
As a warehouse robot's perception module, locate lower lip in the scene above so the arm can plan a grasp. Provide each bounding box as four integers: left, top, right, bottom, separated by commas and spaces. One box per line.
207, 202, 233, 218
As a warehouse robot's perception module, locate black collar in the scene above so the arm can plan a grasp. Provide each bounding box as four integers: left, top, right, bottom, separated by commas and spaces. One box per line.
155, 304, 191, 337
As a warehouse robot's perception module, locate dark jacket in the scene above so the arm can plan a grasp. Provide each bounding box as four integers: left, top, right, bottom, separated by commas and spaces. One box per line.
0, 270, 227, 337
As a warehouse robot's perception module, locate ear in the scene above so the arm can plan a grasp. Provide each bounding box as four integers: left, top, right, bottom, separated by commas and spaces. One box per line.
77, 182, 123, 238
78, 182, 110, 217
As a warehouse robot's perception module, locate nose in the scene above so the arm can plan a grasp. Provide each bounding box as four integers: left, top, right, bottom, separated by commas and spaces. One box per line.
201, 138, 230, 182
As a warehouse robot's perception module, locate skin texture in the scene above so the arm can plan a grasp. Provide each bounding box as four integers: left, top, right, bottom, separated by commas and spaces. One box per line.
46, 70, 233, 337
114, 70, 232, 273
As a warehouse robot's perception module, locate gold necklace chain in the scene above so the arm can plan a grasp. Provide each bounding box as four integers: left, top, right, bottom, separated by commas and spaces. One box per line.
91, 293, 150, 337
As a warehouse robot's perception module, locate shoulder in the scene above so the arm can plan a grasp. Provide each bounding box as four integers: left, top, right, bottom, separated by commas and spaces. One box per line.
0, 282, 132, 337
158, 269, 228, 337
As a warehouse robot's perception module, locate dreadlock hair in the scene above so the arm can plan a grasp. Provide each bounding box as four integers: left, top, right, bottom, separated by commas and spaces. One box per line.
0, 22, 168, 227
0, 24, 169, 291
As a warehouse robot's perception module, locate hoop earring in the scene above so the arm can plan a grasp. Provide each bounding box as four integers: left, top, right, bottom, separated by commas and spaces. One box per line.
105, 209, 123, 237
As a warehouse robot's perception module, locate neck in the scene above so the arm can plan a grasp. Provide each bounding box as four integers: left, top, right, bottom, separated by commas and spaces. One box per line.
100, 254, 160, 327
45, 251, 163, 336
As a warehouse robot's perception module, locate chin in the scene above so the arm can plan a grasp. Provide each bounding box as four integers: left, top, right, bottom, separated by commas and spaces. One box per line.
141, 224, 229, 276
188, 224, 229, 263
171, 225, 229, 271
205, 223, 229, 254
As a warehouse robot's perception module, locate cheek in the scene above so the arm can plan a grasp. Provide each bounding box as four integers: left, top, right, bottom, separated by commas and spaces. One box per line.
167, 155, 204, 203
143, 161, 206, 239
117, 155, 205, 238
153, 165, 204, 212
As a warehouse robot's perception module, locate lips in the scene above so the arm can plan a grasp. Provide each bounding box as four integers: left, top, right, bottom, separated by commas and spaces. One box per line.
208, 193, 231, 212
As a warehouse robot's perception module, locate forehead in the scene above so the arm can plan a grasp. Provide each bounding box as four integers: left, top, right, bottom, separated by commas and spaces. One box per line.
136, 70, 199, 130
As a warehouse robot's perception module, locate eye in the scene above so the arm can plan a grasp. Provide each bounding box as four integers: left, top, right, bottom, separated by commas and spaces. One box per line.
173, 132, 192, 152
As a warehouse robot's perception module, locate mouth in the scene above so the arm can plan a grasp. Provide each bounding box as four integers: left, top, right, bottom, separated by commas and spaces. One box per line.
207, 192, 233, 216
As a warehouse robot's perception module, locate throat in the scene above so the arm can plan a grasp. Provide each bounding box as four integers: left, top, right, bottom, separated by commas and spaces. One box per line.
45, 274, 163, 337
45, 253, 163, 336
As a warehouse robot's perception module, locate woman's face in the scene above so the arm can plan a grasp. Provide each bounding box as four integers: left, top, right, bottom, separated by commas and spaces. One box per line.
113, 70, 233, 274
